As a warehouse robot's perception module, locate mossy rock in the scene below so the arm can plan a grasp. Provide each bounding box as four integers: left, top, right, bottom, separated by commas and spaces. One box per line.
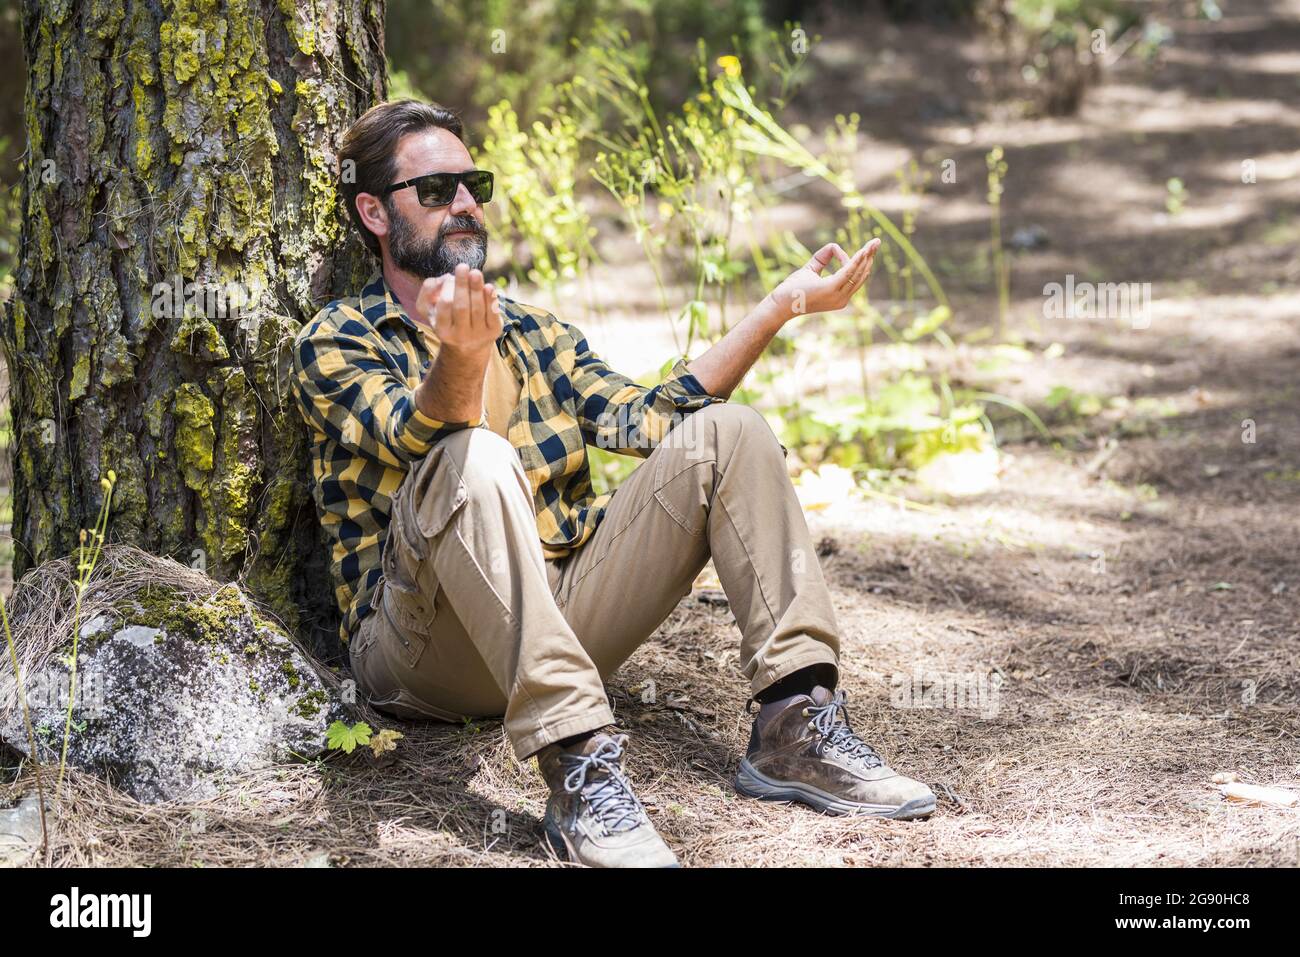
0, 551, 350, 803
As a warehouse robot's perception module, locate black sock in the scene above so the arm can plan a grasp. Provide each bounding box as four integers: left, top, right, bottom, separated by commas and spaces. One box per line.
754, 663, 836, 704
555, 728, 600, 750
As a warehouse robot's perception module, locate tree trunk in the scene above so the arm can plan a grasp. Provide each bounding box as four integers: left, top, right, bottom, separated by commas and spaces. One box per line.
0, 0, 387, 659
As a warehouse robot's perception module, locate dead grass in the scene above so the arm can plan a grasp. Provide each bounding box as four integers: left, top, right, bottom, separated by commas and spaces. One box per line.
4, 470, 1297, 868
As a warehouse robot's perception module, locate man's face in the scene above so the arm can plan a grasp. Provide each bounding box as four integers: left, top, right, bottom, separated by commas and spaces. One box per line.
378, 127, 489, 279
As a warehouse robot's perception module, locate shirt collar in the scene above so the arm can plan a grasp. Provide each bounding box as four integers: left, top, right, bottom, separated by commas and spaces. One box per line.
362, 269, 521, 334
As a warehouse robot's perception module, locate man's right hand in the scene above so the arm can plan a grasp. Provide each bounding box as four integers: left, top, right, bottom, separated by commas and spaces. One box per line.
412, 263, 503, 424
415, 262, 502, 358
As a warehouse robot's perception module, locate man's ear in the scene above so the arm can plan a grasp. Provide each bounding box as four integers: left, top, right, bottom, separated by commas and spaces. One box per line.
355, 192, 389, 241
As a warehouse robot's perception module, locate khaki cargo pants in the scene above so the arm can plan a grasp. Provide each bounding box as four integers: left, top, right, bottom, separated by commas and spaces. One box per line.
349, 402, 841, 760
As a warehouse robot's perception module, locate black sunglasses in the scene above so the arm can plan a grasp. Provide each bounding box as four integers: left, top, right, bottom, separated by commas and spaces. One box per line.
381, 169, 494, 208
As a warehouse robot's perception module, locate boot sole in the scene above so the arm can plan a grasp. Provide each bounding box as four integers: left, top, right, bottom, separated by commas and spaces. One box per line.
542, 813, 681, 868
735, 758, 937, 820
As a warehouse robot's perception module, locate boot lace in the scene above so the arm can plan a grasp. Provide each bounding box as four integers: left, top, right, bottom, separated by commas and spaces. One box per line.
806, 691, 884, 768
560, 736, 647, 833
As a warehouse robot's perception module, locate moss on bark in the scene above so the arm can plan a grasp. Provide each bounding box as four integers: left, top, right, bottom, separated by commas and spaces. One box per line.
0, 0, 387, 659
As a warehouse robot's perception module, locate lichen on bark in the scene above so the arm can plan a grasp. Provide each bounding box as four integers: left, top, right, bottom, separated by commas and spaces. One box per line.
1, 0, 387, 658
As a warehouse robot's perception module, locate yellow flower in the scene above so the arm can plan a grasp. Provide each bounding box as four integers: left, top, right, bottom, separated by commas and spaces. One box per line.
716, 55, 741, 78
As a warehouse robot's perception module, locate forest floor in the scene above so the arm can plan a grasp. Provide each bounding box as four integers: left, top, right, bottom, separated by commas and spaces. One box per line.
6, 0, 1300, 866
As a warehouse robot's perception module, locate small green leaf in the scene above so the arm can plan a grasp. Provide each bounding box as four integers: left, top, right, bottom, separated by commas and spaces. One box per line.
327, 721, 373, 754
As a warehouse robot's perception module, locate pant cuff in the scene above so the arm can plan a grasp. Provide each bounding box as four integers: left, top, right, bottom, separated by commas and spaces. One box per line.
751, 646, 841, 698
512, 706, 616, 762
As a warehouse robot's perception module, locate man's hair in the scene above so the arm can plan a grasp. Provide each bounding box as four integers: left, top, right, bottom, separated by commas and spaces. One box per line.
337, 99, 465, 257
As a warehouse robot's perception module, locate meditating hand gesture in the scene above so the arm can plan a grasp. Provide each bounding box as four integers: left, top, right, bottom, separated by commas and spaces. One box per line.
414, 262, 502, 359
767, 238, 882, 320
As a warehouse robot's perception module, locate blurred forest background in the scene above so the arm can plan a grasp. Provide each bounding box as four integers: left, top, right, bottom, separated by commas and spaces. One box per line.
0, 0, 1241, 588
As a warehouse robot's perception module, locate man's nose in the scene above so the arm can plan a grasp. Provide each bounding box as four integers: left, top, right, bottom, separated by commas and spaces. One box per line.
448, 181, 478, 217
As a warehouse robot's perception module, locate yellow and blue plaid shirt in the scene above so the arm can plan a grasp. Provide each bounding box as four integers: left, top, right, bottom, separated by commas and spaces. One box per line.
291, 271, 725, 645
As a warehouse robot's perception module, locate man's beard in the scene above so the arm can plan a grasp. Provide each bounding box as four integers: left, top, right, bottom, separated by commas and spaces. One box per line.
387, 204, 489, 278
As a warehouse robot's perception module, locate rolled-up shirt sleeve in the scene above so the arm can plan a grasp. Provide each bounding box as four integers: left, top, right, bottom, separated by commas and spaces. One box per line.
291, 307, 481, 468
557, 317, 726, 458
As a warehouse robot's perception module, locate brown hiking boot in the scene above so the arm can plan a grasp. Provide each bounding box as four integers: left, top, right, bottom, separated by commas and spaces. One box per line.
735, 687, 936, 820
537, 731, 679, 868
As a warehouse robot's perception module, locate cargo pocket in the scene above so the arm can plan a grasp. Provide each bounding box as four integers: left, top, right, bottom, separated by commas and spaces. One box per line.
378, 576, 436, 671
380, 444, 470, 671
380, 503, 436, 670
408, 441, 470, 541
348, 608, 379, 668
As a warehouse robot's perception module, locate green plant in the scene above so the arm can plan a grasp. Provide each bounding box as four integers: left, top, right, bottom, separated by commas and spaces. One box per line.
0, 398, 12, 576
894, 160, 932, 308
722, 90, 950, 312
560, 29, 949, 355
563, 28, 785, 351
0, 468, 115, 854
57, 470, 116, 788
1165, 177, 1187, 216
384, 0, 768, 128
0, 135, 19, 299
986, 146, 1010, 335
477, 103, 597, 298
982, 0, 1142, 115
1044, 384, 1104, 419
474, 28, 1052, 486
326, 720, 372, 754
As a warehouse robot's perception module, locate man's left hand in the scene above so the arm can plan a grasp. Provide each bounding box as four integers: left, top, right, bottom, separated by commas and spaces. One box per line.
767, 238, 881, 321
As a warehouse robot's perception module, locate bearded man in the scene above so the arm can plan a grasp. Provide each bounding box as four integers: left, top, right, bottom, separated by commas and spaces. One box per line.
291, 99, 935, 868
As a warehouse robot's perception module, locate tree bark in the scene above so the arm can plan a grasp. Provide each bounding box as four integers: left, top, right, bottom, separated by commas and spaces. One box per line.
1, 0, 388, 658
